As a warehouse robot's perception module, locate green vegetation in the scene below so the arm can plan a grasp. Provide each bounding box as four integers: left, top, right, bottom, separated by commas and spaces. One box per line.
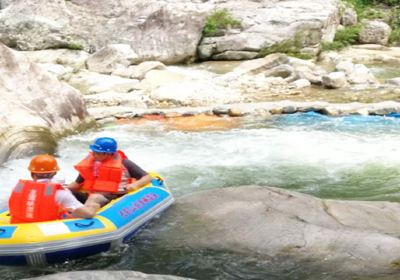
321, 25, 361, 51
259, 33, 313, 59
389, 28, 400, 44
346, 0, 399, 7
343, 0, 400, 45
65, 43, 83, 50
203, 9, 241, 37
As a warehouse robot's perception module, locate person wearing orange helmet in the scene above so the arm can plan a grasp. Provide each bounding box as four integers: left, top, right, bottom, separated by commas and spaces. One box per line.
8, 154, 106, 224
67, 137, 152, 202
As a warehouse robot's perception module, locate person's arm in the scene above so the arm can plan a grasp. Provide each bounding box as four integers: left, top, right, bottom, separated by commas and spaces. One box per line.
123, 159, 152, 192
126, 174, 152, 192
67, 175, 84, 191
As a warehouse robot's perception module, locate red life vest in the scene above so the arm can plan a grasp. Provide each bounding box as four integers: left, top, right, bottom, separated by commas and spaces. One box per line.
74, 150, 129, 193
8, 180, 64, 224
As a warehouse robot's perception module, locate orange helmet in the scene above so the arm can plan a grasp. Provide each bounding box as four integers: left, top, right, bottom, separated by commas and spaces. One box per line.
28, 154, 60, 174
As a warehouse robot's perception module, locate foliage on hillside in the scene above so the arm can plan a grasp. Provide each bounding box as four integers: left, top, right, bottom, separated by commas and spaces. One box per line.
346, 0, 400, 45
321, 25, 361, 51
321, 0, 400, 52
203, 9, 241, 37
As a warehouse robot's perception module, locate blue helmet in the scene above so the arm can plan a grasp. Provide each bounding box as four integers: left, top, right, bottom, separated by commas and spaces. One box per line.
89, 137, 117, 153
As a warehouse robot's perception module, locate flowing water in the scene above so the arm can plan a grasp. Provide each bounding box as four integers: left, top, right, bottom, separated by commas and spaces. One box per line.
1, 113, 400, 279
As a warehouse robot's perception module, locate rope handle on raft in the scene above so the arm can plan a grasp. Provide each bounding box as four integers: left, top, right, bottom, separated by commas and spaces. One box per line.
74, 220, 95, 228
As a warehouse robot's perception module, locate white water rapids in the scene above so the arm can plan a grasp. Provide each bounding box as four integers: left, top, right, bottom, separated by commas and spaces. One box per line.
1, 114, 400, 204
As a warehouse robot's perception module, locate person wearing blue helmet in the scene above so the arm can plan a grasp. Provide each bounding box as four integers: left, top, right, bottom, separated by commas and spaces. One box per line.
67, 137, 152, 202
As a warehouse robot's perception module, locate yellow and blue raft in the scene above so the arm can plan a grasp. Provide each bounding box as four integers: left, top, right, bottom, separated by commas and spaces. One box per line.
0, 174, 174, 266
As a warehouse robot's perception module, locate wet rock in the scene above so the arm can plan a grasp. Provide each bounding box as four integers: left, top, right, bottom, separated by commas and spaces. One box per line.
23, 270, 193, 280
0, 43, 92, 164
153, 186, 400, 277
281, 106, 297, 114
228, 108, 245, 117
270, 107, 283, 114
212, 107, 229, 115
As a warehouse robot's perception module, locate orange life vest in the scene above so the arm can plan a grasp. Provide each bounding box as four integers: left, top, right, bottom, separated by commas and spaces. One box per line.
74, 150, 129, 193
9, 180, 64, 224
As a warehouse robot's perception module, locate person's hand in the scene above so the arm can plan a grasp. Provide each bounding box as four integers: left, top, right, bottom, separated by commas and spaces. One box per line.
126, 184, 141, 192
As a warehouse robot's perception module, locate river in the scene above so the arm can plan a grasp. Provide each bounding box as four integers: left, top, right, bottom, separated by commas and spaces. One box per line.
1, 113, 400, 279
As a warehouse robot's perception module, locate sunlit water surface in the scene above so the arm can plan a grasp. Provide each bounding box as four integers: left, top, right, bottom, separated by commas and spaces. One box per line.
2, 113, 400, 280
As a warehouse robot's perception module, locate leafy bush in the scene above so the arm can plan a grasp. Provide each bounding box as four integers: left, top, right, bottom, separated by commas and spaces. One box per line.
389, 28, 400, 44
65, 43, 83, 50
346, 0, 399, 8
388, 7, 400, 27
334, 25, 361, 44
342, 0, 400, 45
203, 9, 241, 37
320, 41, 346, 51
375, 0, 400, 6
320, 25, 361, 52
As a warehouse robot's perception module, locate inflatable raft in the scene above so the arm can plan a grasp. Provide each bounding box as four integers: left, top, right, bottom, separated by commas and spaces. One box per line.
0, 175, 174, 266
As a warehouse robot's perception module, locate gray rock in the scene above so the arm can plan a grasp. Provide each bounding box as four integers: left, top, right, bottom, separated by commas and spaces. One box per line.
264, 64, 295, 80
232, 53, 289, 75
290, 78, 311, 89
198, 0, 339, 60
212, 50, 258, 60
86, 44, 139, 74
0, 42, 92, 164
0, 0, 208, 64
22, 270, 193, 280
385, 77, 400, 86
359, 20, 392, 45
322, 71, 348, 89
0, 0, 339, 63
21, 49, 89, 69
341, 7, 357, 26
152, 186, 400, 277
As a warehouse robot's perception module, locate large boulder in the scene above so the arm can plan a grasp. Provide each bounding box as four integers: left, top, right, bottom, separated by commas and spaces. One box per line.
0, 43, 92, 163
359, 20, 392, 45
0, 0, 339, 63
198, 0, 339, 60
151, 186, 400, 277
0, 0, 209, 64
23, 271, 193, 280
